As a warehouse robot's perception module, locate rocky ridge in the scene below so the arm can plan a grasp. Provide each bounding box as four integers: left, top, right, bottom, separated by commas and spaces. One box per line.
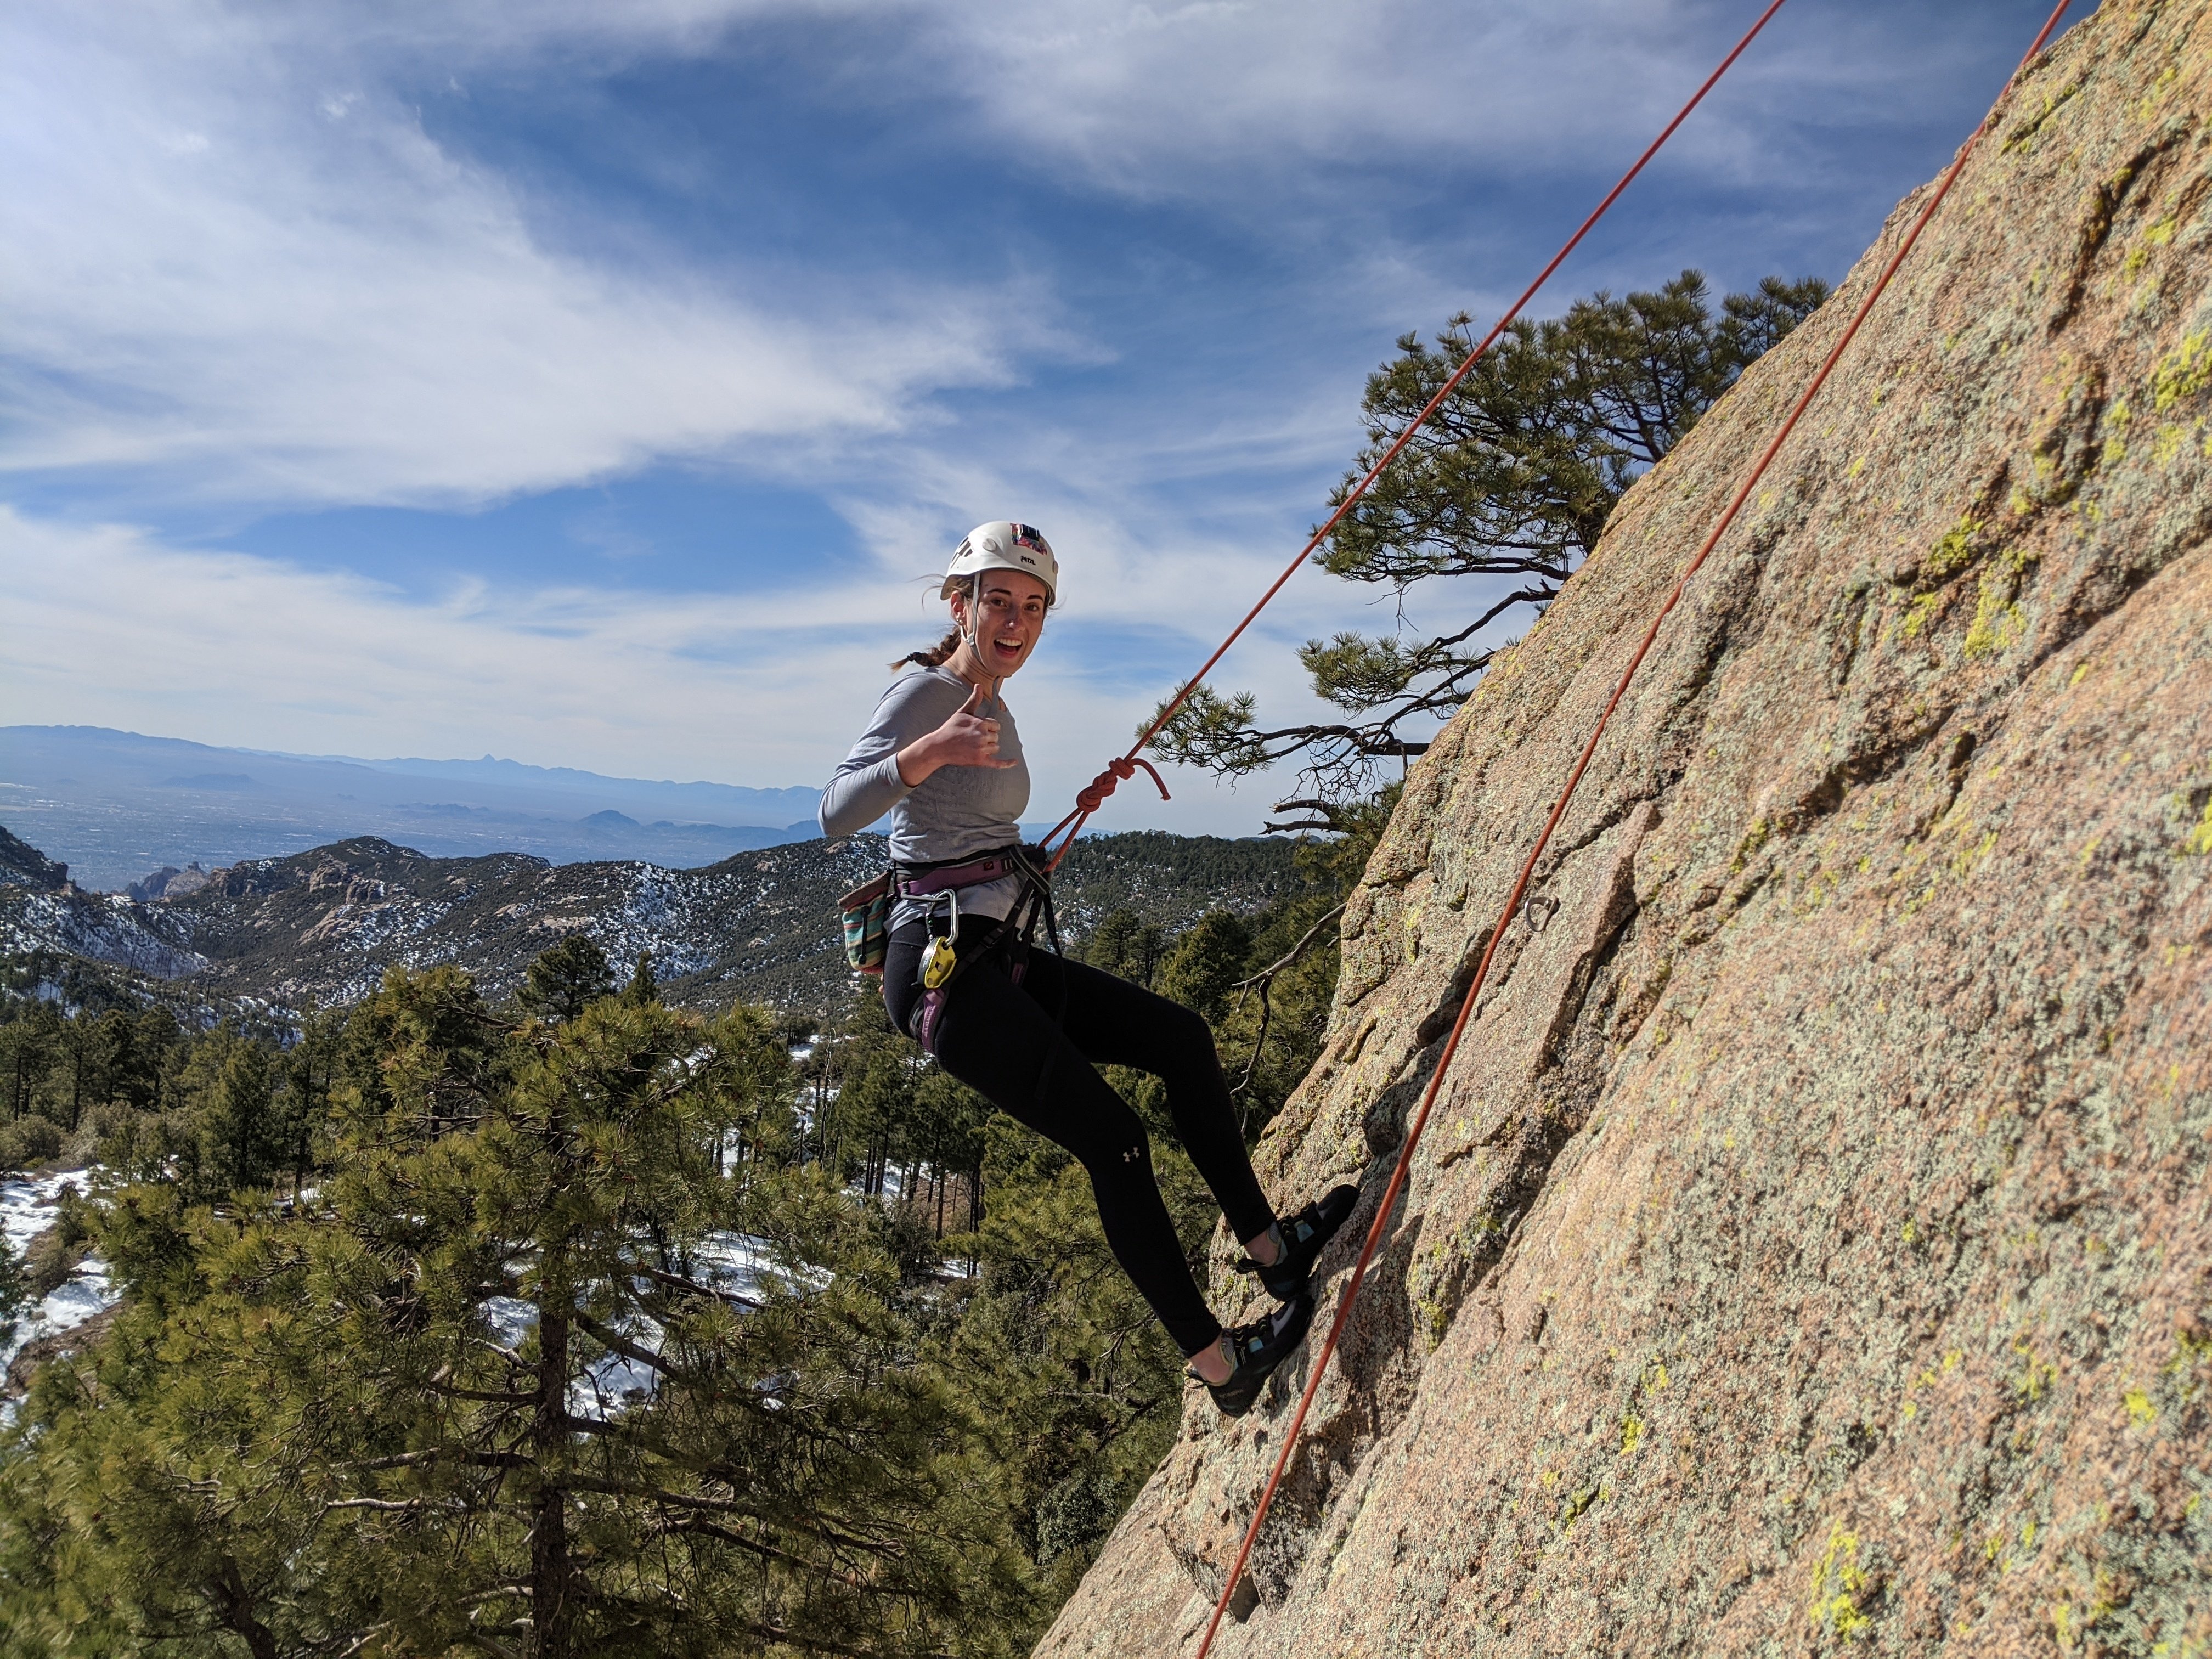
0, 828, 1307, 1014
1043, 7, 2212, 1655
0, 828, 67, 893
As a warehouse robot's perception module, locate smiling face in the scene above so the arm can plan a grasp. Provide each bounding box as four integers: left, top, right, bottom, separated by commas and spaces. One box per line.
951, 568, 1051, 679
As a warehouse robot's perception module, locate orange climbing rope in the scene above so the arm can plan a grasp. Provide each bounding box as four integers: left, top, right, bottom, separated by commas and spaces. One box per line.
1040, 0, 1795, 868
1186, 3, 2077, 1654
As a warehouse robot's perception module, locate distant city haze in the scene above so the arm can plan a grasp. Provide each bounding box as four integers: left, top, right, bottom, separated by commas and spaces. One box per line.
0, 726, 827, 891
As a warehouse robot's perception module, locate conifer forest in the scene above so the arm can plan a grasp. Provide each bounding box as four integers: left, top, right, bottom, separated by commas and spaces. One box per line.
0, 830, 1360, 1659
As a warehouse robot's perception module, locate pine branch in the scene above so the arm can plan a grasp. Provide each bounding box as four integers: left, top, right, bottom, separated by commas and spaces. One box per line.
629, 1260, 764, 1310
732, 1621, 957, 1659
1227, 902, 1345, 1101
652, 1515, 885, 1593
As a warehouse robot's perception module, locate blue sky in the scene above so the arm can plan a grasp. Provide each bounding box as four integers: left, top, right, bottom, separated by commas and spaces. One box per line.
2, 0, 2090, 837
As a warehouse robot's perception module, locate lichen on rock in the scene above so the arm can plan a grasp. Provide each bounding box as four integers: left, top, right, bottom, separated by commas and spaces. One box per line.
1039, 5, 2212, 1653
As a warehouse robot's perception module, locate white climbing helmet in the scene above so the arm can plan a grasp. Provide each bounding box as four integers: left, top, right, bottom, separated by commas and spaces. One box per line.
942, 521, 1059, 605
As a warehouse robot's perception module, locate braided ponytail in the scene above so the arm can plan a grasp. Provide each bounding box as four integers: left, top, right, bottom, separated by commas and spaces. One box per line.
893, 575, 975, 672
896, 628, 964, 672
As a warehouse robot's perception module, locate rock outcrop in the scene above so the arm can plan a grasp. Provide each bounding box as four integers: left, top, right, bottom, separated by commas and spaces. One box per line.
1043, 5, 2212, 1653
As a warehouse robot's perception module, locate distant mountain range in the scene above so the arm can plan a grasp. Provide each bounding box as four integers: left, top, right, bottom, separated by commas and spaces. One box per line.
0, 726, 827, 890
0, 824, 1310, 1014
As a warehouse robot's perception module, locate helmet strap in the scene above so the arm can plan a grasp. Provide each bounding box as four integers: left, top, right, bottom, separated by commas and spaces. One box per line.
949, 591, 1001, 708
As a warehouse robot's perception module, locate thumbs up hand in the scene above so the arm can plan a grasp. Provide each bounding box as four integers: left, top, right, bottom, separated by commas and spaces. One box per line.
896, 678, 1019, 786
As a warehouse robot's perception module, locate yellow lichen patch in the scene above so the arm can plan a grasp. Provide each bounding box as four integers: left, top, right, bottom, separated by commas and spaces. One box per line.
1847, 455, 1866, 480
1965, 591, 2026, 659
1808, 1521, 1873, 1639
2123, 216, 2177, 278
2013, 1333, 2057, 1403
2124, 1387, 2158, 1426
1730, 818, 1771, 875
1926, 513, 1983, 584
2154, 330, 2212, 411
1901, 592, 1943, 639
1619, 1415, 1645, 1455
2135, 65, 2180, 122
1948, 821, 1995, 880
2183, 800, 2212, 859
2154, 422, 2191, 465
2103, 395, 2134, 465
2004, 80, 2081, 152
1963, 545, 2040, 659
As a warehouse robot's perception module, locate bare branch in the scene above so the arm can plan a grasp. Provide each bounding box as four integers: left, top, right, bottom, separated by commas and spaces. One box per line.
1231, 904, 1346, 994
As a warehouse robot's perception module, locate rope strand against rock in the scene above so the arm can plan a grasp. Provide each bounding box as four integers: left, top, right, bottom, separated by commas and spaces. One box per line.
1188, 4, 2077, 1652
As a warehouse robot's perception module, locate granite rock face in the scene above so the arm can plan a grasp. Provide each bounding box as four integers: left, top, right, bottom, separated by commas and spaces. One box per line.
1040, 6, 2212, 1654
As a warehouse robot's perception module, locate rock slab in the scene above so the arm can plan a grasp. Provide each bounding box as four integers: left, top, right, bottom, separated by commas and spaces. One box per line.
1041, 5, 2212, 1654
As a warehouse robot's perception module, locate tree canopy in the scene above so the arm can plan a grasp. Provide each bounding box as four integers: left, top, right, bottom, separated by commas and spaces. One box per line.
1149, 270, 1830, 821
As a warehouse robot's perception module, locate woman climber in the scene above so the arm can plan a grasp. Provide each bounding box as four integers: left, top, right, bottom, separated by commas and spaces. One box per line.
819, 521, 1356, 1416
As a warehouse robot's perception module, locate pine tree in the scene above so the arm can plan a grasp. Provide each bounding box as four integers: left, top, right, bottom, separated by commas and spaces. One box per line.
0, 962, 1029, 1659
1150, 270, 1830, 813
520, 934, 617, 1023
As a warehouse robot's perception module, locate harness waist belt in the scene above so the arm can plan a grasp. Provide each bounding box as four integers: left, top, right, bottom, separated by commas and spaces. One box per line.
896, 851, 1023, 899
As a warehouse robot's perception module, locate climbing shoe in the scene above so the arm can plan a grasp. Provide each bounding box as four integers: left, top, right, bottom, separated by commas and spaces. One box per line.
1192, 1294, 1314, 1419
1238, 1183, 1360, 1303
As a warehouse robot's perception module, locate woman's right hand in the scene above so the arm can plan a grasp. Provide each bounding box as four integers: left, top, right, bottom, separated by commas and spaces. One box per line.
897, 681, 1017, 785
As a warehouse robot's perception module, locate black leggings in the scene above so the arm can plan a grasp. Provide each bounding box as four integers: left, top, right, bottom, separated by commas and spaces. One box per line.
883, 922, 1276, 1356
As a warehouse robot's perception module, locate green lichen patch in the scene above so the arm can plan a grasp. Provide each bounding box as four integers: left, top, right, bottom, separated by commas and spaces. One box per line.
2004, 80, 2084, 153
1926, 513, 1986, 585
1963, 545, 2042, 660
2155, 330, 2212, 411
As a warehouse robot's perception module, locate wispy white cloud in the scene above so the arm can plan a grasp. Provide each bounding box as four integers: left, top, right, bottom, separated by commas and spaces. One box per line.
885, 0, 2019, 208
0, 506, 1368, 831
0, 0, 1048, 507
1, 0, 2027, 511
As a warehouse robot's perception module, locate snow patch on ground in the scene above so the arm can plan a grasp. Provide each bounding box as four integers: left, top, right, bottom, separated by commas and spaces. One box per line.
1, 1171, 121, 1395
0, 890, 207, 978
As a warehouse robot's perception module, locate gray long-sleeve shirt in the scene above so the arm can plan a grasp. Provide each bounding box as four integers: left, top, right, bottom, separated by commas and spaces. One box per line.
819, 665, 1029, 930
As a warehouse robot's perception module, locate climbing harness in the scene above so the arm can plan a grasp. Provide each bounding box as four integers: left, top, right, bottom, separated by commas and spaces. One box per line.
1183, 3, 2079, 1652
891, 842, 1063, 1055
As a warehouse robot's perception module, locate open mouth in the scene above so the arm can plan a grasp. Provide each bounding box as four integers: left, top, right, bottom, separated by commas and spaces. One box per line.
990, 634, 1025, 664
